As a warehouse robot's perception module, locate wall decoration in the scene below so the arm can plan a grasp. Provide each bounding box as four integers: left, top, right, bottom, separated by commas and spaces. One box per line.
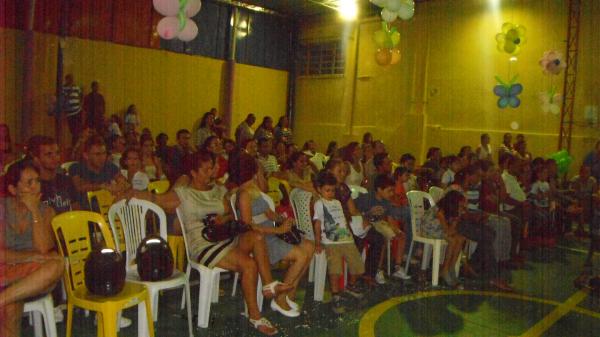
539, 88, 562, 115
496, 22, 527, 55
370, 0, 415, 23
154, 0, 201, 42
494, 75, 523, 109
539, 50, 566, 75
373, 22, 401, 66
548, 150, 573, 175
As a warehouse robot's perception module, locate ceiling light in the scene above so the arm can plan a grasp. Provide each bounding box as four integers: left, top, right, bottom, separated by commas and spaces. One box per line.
338, 0, 358, 21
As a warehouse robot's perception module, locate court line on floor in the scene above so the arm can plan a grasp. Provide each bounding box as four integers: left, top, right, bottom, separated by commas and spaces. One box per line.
358, 290, 596, 337
518, 289, 589, 337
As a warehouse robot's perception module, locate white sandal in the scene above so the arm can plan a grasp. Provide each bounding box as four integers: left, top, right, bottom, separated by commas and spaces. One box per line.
286, 296, 299, 311
262, 280, 288, 297
249, 317, 278, 336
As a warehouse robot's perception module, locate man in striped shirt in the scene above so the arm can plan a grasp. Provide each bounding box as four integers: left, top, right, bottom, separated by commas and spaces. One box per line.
62, 74, 83, 144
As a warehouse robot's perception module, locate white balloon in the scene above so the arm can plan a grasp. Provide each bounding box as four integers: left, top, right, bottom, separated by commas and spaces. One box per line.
510, 121, 520, 130
370, 0, 387, 7
156, 16, 180, 40
381, 8, 398, 23
385, 0, 402, 12
178, 19, 198, 42
397, 2, 415, 20
153, 0, 180, 16
185, 0, 202, 17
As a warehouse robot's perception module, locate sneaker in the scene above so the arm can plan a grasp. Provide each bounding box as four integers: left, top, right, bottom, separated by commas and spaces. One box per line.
375, 270, 387, 284
344, 283, 364, 299
331, 295, 345, 314
54, 307, 64, 323
392, 267, 411, 280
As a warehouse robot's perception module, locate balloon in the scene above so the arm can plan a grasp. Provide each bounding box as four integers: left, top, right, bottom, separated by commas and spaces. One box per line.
153, 0, 180, 16
381, 8, 398, 23
157, 16, 180, 40
84, 248, 126, 296
373, 30, 387, 47
177, 19, 198, 42
386, 0, 403, 12
397, 2, 415, 20
375, 48, 392, 66
548, 150, 573, 175
370, 0, 387, 7
390, 48, 401, 64
137, 236, 174, 282
185, 0, 202, 17
390, 30, 400, 47
510, 121, 519, 130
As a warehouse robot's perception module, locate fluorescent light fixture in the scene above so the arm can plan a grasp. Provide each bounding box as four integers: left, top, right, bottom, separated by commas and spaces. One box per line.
338, 0, 358, 21
510, 56, 518, 62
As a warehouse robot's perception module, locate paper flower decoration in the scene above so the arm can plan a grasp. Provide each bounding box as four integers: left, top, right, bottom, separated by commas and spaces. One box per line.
496, 22, 526, 55
494, 75, 523, 109
539, 50, 566, 75
370, 0, 415, 23
154, 0, 201, 41
539, 88, 562, 115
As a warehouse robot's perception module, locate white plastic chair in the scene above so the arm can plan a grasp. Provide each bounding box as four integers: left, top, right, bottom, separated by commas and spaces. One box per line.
429, 186, 445, 203
289, 188, 328, 301
24, 293, 57, 337
176, 207, 262, 328
405, 191, 461, 286
108, 198, 193, 336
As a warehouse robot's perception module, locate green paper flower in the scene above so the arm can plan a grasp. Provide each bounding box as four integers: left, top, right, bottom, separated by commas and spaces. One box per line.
496, 22, 527, 55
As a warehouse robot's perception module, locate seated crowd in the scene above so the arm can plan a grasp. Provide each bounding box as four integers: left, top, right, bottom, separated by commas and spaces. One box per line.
2, 107, 600, 336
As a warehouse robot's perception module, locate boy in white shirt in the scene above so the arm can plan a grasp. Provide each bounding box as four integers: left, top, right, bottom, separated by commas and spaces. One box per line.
313, 171, 365, 314
441, 156, 461, 188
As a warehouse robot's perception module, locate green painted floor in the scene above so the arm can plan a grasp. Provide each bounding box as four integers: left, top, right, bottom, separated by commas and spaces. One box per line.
23, 238, 600, 337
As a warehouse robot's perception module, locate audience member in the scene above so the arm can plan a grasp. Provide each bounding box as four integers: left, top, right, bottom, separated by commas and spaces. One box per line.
274, 116, 292, 144
255, 116, 275, 141
120, 148, 150, 191
140, 134, 165, 180
196, 111, 216, 148
62, 74, 84, 144
124, 104, 140, 133
476, 133, 493, 161
235, 114, 256, 146
343, 142, 365, 187
83, 81, 105, 134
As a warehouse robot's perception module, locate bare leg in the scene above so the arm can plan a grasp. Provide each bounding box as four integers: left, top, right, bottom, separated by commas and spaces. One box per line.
237, 231, 292, 297
394, 234, 407, 267
276, 245, 311, 309
287, 240, 314, 300
0, 258, 64, 307
0, 301, 24, 337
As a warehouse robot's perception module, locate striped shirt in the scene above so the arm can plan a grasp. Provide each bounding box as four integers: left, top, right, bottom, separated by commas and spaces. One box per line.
62, 85, 82, 116
466, 185, 481, 211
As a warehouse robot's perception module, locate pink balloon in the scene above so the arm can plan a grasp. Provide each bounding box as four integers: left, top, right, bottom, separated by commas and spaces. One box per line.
153, 0, 180, 16
178, 19, 198, 42
157, 16, 180, 40
185, 0, 202, 17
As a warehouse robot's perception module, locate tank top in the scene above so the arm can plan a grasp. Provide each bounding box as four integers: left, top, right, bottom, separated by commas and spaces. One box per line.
2, 198, 48, 251
345, 161, 364, 186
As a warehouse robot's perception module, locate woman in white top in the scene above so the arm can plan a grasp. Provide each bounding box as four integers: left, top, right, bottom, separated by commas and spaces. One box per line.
140, 134, 165, 180
133, 151, 290, 335
120, 148, 150, 191
476, 133, 493, 161
343, 142, 365, 187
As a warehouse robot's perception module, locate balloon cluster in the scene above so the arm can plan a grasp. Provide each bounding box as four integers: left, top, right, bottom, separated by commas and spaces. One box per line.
370, 0, 415, 23
548, 150, 573, 175
373, 22, 401, 66
496, 22, 527, 55
539, 50, 566, 75
154, 0, 202, 42
539, 88, 562, 115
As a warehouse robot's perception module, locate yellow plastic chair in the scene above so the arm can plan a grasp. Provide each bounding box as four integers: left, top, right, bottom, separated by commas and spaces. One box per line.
51, 211, 155, 337
167, 233, 187, 272
147, 180, 170, 194
87, 190, 125, 252
266, 177, 291, 206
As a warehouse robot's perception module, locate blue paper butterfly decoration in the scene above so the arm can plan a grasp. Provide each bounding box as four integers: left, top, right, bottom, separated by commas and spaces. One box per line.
494, 75, 523, 109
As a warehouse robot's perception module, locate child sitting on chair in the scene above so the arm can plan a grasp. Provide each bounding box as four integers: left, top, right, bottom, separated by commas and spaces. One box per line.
528, 166, 555, 245
313, 171, 365, 314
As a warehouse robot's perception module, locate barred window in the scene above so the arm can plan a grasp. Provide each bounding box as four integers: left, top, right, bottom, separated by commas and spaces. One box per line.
299, 40, 344, 76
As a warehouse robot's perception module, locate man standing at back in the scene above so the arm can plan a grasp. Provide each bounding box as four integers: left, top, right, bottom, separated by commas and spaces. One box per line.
83, 81, 105, 135
62, 74, 84, 145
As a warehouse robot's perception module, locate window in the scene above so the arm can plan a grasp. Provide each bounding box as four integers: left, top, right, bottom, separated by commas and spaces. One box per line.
299, 40, 345, 76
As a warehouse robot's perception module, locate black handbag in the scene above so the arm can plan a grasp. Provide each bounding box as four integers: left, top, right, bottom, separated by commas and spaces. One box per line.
275, 220, 305, 245
201, 214, 250, 243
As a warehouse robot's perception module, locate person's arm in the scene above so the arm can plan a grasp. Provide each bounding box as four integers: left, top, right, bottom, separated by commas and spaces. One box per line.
32, 207, 56, 254
153, 156, 165, 180
132, 190, 181, 213
71, 175, 109, 193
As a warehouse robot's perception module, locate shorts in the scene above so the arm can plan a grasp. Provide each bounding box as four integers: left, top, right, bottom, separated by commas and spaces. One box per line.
372, 220, 396, 240
0, 261, 42, 287
324, 243, 365, 276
